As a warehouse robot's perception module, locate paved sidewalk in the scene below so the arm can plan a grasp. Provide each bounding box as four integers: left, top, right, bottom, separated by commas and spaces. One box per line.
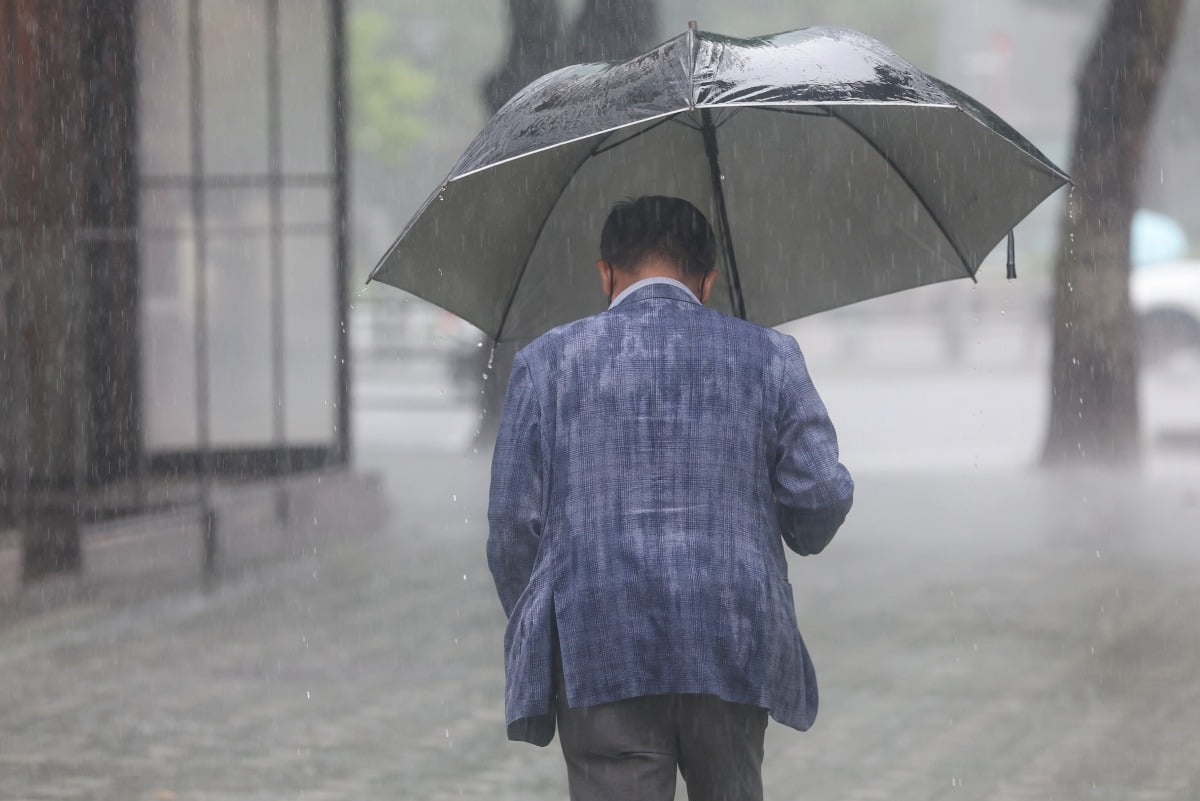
2, 453, 1199, 800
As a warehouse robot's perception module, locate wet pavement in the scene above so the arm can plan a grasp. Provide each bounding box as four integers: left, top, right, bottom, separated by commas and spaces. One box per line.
2, 449, 1199, 800
3, 309, 1200, 800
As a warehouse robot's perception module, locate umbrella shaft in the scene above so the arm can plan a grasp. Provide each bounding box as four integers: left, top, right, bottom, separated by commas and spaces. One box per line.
700, 108, 747, 320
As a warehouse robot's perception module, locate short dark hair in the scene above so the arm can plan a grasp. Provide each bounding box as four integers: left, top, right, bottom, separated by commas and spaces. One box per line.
599, 196, 716, 277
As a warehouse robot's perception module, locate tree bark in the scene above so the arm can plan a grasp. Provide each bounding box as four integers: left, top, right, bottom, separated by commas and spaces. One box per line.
81, 0, 140, 486
1041, 0, 1185, 466
0, 0, 88, 575
0, 0, 140, 576
566, 0, 659, 64
482, 0, 563, 114
484, 0, 660, 115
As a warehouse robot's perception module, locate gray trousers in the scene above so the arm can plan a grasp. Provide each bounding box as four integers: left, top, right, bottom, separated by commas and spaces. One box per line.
556, 690, 768, 801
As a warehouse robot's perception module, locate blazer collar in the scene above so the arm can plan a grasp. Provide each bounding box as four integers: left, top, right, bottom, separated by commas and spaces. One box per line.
609, 279, 701, 310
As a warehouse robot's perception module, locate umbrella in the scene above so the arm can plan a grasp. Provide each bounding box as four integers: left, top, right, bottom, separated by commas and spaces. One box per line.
369, 24, 1069, 342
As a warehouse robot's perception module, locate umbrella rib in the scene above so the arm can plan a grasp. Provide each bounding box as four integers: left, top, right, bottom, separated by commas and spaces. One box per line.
492, 147, 597, 342
591, 114, 682, 156
756, 106, 834, 119
827, 108, 977, 282
712, 108, 744, 129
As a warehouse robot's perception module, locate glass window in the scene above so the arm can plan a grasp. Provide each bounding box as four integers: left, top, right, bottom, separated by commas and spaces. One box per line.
282, 186, 333, 228
206, 234, 273, 446
139, 188, 194, 235
205, 187, 270, 233
136, 0, 191, 177
283, 234, 337, 443
140, 237, 198, 450
137, 0, 343, 457
200, 0, 269, 176
280, 0, 333, 175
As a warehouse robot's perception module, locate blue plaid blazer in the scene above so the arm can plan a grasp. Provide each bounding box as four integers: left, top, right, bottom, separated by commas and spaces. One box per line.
488, 282, 853, 745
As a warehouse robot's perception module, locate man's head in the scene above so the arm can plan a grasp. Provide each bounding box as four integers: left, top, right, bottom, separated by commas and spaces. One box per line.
596, 196, 719, 304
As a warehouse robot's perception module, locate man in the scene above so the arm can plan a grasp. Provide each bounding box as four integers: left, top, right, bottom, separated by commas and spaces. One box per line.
488, 196, 853, 801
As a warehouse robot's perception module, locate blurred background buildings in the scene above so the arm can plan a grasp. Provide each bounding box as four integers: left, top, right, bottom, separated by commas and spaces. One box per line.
1, 0, 1197, 584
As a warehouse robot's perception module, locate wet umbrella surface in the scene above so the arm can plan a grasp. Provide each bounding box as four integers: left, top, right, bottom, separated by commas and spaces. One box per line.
369, 24, 1069, 341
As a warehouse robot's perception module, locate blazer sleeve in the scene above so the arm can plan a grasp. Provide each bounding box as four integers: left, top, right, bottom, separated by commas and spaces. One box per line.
487, 351, 545, 618
774, 336, 854, 556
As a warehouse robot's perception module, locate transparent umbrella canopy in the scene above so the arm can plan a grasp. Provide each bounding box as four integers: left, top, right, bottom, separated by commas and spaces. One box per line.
369, 24, 1070, 343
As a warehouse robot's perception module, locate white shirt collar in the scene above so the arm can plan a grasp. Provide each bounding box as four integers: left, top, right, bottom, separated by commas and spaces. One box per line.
608, 276, 700, 309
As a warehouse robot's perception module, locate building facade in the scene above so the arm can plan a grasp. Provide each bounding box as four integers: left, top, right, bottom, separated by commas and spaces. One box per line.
1, 0, 350, 578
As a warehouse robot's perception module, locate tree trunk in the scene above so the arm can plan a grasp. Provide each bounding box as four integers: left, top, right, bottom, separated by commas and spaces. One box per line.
0, 0, 140, 576
1, 0, 88, 575
475, 0, 659, 446
566, 0, 659, 64
81, 0, 140, 486
1041, 0, 1184, 466
482, 0, 563, 115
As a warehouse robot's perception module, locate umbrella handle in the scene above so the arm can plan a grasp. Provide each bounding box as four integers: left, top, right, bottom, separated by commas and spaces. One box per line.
1006, 230, 1016, 280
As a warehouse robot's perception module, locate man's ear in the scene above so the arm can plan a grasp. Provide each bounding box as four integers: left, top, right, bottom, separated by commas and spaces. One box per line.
596, 260, 613, 300
699, 270, 719, 305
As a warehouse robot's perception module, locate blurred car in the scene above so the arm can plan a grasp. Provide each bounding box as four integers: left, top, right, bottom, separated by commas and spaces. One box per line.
1130, 210, 1199, 364
1131, 259, 1200, 364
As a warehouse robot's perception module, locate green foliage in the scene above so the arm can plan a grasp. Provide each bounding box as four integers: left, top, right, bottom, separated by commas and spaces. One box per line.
349, 10, 436, 166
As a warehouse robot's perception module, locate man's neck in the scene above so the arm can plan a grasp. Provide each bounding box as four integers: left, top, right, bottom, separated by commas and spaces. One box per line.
610, 257, 700, 299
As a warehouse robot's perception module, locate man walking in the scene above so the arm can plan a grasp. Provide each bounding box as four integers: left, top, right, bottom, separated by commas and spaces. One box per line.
488, 196, 853, 800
